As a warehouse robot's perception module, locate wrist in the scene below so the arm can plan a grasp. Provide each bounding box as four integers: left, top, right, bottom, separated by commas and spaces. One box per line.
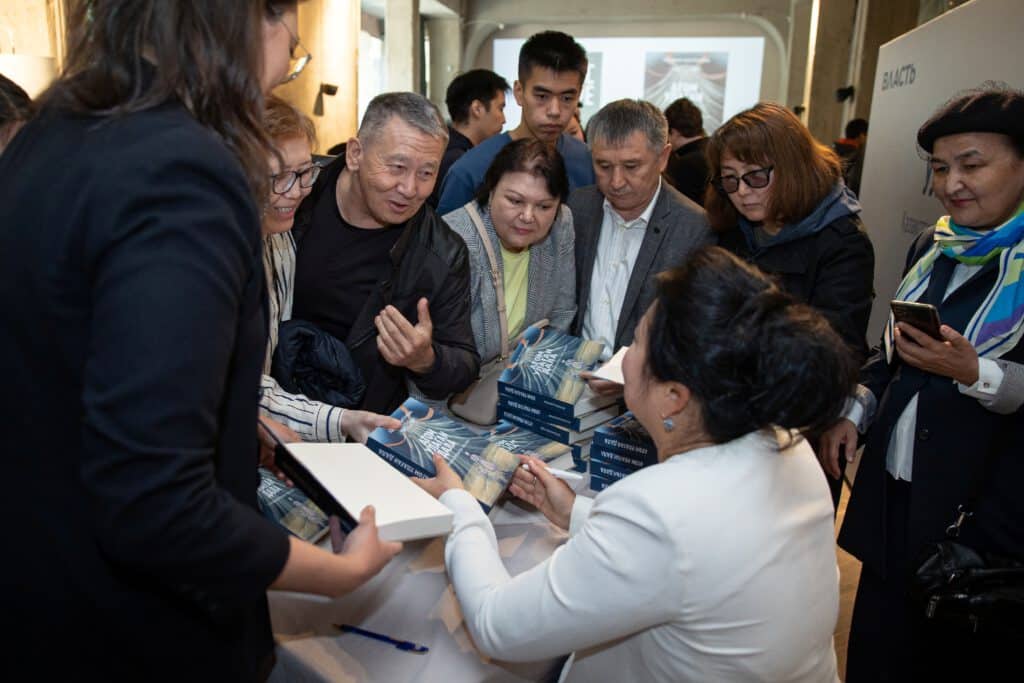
957, 359, 980, 387
410, 345, 437, 375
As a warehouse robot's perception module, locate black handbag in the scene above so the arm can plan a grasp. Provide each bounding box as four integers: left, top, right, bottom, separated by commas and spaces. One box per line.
911, 442, 1024, 635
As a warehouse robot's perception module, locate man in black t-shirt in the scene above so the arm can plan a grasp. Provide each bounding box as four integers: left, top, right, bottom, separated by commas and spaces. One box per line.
292, 92, 480, 417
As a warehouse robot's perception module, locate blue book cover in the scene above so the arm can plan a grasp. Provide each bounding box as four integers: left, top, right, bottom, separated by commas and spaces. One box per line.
483, 421, 571, 463
590, 461, 635, 482
592, 411, 657, 461
256, 467, 330, 543
498, 325, 609, 421
366, 398, 518, 509
496, 403, 598, 445
589, 474, 615, 492
589, 446, 650, 472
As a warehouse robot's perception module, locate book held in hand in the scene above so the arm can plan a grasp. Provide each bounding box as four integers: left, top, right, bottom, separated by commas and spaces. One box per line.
484, 421, 572, 462
272, 442, 454, 543
257, 467, 329, 543
367, 398, 519, 510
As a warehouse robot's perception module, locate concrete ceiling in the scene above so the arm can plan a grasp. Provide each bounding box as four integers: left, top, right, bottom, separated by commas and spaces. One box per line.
361, 0, 459, 20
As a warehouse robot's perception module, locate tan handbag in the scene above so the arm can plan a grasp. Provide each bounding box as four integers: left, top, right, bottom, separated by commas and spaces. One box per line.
448, 203, 545, 425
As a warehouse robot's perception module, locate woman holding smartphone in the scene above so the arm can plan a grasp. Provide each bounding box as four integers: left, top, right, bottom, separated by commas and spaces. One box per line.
825, 86, 1024, 681
706, 102, 875, 506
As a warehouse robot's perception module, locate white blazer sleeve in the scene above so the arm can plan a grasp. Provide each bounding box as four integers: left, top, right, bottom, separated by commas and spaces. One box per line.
439, 484, 681, 662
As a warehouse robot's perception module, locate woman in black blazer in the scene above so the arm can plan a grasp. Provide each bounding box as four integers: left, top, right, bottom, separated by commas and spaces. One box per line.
0, 2, 398, 679
825, 86, 1024, 681
705, 102, 875, 508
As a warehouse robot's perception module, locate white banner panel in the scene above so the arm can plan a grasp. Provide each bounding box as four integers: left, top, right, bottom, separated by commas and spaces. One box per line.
492, 37, 763, 133
860, 0, 1024, 339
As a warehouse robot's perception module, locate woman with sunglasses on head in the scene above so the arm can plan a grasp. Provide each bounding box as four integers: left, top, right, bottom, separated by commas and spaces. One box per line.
707, 102, 875, 508
0, 2, 399, 679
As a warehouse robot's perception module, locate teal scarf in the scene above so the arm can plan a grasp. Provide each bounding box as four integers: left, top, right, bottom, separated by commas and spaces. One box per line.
884, 201, 1024, 361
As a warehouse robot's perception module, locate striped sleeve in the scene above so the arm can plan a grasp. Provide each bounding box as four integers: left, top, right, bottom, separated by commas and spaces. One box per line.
259, 374, 347, 442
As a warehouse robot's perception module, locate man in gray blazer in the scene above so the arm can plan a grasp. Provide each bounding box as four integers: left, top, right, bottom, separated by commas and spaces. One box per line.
570, 99, 713, 359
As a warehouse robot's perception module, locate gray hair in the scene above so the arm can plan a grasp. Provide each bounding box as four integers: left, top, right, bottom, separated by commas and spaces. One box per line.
587, 99, 668, 151
358, 92, 449, 145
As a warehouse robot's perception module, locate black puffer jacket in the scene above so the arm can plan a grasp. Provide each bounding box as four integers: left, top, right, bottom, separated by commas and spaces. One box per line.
291, 155, 480, 415
272, 319, 365, 408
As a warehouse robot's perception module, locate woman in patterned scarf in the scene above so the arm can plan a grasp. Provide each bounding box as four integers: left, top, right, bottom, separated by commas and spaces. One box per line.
827, 84, 1024, 681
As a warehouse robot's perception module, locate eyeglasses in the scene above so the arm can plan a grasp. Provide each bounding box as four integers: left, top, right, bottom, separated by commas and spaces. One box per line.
272, 9, 312, 82
714, 166, 774, 194
270, 164, 320, 194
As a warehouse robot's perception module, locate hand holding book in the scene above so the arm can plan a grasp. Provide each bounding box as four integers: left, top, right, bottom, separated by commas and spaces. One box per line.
410, 453, 467, 499
258, 416, 299, 485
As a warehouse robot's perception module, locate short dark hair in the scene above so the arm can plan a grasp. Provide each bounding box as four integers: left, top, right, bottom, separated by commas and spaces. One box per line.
844, 118, 868, 139
587, 99, 667, 151
445, 69, 510, 125
664, 98, 705, 137
643, 246, 857, 444
518, 31, 588, 85
474, 138, 569, 206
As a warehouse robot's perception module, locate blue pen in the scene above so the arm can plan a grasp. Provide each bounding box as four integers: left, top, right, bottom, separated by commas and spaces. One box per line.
334, 623, 430, 654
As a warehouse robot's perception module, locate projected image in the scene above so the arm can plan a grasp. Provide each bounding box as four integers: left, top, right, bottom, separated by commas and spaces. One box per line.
493, 37, 763, 135
645, 52, 728, 131
579, 52, 602, 126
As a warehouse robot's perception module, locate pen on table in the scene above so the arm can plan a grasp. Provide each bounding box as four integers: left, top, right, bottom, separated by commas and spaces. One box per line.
520, 463, 585, 484
334, 624, 429, 654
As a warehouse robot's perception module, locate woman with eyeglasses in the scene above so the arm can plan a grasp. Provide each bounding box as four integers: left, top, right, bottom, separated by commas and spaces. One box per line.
257, 96, 400, 462
0, 2, 400, 679
706, 102, 875, 508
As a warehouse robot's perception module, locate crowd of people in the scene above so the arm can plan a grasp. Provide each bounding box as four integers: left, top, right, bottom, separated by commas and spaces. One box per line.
2, 1, 1022, 681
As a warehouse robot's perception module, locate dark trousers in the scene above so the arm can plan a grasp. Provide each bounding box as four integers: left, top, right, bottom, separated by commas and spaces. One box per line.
846, 475, 1021, 681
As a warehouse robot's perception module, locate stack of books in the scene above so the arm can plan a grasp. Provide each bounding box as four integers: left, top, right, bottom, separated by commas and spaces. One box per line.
496, 325, 623, 472
589, 412, 658, 491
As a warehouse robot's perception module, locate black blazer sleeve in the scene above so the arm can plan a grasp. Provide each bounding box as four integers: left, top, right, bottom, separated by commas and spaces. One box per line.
80, 125, 289, 612
413, 232, 481, 397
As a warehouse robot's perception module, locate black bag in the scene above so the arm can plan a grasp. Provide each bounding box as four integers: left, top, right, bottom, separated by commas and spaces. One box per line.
913, 535, 1024, 635
911, 439, 1024, 636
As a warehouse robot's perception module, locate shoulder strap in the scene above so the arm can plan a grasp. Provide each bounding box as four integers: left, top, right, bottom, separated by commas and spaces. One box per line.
465, 202, 510, 359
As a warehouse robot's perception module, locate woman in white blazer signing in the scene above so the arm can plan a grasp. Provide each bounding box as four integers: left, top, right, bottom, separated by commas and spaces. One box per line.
416, 246, 855, 682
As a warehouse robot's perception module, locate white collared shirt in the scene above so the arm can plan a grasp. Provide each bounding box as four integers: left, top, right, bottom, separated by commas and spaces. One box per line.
582, 181, 662, 359
845, 261, 1006, 481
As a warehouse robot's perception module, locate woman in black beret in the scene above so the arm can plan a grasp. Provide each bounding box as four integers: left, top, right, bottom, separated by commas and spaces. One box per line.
824, 84, 1024, 680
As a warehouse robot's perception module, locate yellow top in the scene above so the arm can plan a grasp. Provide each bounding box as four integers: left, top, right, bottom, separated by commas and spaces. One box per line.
500, 244, 530, 341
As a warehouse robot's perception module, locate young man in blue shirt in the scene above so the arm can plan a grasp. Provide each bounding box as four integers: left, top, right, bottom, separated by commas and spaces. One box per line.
436, 31, 595, 215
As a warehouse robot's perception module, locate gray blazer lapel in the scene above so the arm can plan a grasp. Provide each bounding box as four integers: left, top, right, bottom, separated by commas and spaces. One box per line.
615, 192, 672, 343
573, 189, 604, 332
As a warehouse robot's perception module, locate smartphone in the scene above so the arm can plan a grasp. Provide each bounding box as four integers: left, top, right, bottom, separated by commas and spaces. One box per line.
890, 300, 942, 340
